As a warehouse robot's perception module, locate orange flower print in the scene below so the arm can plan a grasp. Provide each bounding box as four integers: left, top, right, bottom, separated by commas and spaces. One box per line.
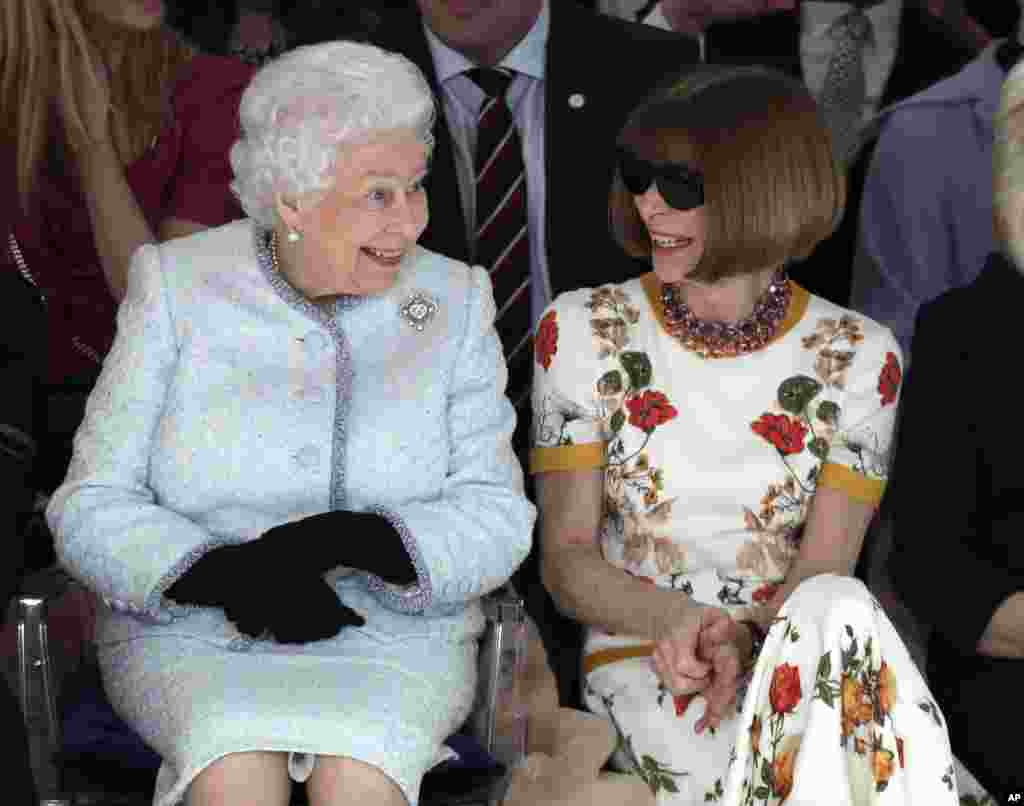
751, 413, 808, 456
841, 674, 873, 737
871, 735, 896, 791
854, 736, 867, 755
626, 390, 678, 433
749, 714, 762, 756
535, 310, 558, 371
769, 663, 802, 715
772, 734, 802, 801
878, 661, 897, 717
674, 692, 697, 717
878, 352, 901, 406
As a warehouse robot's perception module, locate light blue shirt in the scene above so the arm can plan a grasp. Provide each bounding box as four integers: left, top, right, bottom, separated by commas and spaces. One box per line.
423, 1, 552, 327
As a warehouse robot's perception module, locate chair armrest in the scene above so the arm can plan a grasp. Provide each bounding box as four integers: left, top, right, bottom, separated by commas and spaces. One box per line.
468, 587, 528, 770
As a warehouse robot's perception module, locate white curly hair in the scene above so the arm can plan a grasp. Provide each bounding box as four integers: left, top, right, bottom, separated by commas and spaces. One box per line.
230, 40, 436, 228
995, 58, 1024, 270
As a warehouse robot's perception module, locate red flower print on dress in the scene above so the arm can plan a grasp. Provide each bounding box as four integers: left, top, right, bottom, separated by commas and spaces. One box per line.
535, 310, 558, 371
673, 692, 697, 717
626, 390, 678, 433
751, 583, 780, 604
751, 414, 808, 456
878, 352, 901, 406
769, 663, 802, 715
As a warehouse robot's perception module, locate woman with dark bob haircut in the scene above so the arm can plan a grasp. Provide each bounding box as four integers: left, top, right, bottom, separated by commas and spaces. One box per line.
528, 66, 960, 804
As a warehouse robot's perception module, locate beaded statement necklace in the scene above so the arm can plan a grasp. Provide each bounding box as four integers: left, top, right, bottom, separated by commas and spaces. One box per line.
660, 268, 791, 359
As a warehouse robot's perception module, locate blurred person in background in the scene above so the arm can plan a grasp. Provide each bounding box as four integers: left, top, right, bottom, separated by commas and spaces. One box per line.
0, 0, 254, 568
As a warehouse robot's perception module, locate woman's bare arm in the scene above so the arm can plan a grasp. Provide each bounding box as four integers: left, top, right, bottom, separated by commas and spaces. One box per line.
759, 485, 875, 624
537, 468, 697, 642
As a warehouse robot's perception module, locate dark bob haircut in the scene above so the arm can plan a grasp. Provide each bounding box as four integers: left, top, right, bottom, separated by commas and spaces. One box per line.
610, 65, 845, 284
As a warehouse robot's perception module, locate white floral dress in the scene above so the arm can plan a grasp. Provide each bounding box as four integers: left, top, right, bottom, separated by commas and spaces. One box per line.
529, 274, 960, 804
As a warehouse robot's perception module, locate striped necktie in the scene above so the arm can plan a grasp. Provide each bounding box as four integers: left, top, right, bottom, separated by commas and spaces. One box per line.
466, 67, 533, 410
819, 7, 874, 163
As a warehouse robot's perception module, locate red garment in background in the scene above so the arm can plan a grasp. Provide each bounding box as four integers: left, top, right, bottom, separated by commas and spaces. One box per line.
2, 54, 256, 385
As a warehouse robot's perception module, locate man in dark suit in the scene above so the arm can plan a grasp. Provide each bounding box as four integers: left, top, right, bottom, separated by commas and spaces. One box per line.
290, 0, 695, 707
638, 0, 976, 305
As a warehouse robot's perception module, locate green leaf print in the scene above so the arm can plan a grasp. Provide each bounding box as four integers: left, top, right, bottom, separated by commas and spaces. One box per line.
808, 436, 830, 460
753, 786, 771, 800
817, 651, 832, 679
610, 410, 626, 433
817, 400, 841, 425
597, 370, 623, 395
620, 351, 653, 389
777, 375, 822, 415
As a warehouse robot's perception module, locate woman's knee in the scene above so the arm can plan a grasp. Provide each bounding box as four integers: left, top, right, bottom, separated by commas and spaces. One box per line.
188, 751, 290, 806
307, 755, 407, 806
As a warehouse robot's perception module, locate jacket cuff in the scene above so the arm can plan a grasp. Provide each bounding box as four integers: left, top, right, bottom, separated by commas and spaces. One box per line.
364, 507, 433, 614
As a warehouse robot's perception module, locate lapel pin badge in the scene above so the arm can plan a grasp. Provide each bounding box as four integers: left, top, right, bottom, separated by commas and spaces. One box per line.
569, 93, 586, 110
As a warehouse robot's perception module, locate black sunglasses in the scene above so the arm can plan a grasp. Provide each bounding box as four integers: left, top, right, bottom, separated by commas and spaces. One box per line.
616, 146, 704, 211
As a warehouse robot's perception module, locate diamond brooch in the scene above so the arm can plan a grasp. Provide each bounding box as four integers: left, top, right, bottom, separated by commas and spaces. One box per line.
399, 292, 439, 332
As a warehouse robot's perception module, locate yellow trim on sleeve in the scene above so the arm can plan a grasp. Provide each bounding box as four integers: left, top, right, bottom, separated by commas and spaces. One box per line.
817, 462, 886, 505
529, 442, 607, 474
582, 644, 656, 676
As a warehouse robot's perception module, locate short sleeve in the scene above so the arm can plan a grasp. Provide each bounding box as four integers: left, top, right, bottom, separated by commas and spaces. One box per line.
817, 326, 904, 505
165, 55, 256, 226
529, 293, 608, 474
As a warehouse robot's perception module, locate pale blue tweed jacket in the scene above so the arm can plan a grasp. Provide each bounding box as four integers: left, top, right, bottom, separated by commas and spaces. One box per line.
47, 219, 535, 652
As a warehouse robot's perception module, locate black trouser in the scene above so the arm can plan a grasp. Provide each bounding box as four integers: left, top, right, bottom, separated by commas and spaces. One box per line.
928, 638, 1024, 800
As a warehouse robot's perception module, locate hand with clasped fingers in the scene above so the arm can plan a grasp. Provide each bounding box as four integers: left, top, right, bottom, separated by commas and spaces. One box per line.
651, 604, 755, 733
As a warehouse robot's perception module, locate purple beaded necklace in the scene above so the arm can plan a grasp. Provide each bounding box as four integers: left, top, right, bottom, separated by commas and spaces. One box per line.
660, 268, 792, 359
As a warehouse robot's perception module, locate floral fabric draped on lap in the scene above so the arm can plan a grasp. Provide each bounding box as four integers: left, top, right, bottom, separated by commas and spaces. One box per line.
530, 275, 959, 804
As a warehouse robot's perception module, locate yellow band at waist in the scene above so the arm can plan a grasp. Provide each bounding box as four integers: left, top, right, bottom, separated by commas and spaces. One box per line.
582, 643, 656, 676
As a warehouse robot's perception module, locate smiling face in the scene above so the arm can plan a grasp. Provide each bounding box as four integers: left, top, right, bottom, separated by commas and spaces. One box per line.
633, 187, 707, 285
282, 129, 430, 298
80, 0, 165, 30
415, 0, 543, 65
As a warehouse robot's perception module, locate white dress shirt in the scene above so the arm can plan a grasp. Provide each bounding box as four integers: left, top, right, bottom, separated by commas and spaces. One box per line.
422, 2, 552, 326
801, 0, 903, 121
640, 1, 902, 121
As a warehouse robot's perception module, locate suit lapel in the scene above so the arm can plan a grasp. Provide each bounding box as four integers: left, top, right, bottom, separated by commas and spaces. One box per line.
543, 3, 622, 297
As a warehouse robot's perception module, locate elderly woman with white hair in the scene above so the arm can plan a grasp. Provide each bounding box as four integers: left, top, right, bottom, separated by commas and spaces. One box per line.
889, 59, 1024, 803
45, 41, 534, 806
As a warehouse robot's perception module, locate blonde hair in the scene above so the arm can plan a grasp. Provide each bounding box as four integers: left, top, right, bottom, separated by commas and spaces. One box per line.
994, 59, 1024, 269
1, 0, 192, 212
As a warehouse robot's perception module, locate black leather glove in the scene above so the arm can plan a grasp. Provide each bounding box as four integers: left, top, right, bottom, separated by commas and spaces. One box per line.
252, 510, 418, 586
165, 543, 243, 607
166, 545, 365, 643
222, 571, 365, 644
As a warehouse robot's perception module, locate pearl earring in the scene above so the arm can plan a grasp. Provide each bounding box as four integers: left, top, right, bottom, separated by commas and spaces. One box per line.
286, 229, 302, 243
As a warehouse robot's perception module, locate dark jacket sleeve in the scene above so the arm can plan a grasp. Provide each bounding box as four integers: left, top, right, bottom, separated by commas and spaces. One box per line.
0, 271, 44, 608
891, 293, 1024, 655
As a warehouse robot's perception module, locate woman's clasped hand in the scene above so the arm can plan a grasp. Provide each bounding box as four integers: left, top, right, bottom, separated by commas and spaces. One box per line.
651, 605, 751, 734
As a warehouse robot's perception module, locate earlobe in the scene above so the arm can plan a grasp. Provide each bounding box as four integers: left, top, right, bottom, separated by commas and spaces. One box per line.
274, 193, 303, 232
